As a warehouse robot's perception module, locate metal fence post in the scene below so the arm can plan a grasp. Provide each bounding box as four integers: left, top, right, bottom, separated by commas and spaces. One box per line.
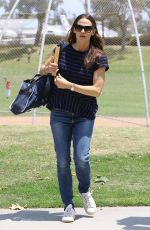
32, 0, 53, 126
127, 0, 150, 127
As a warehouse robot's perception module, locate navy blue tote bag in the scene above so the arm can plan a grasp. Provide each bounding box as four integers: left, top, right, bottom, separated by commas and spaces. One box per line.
9, 74, 53, 115
9, 40, 66, 115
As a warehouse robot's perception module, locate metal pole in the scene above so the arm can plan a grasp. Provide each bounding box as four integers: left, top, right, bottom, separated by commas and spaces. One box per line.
37, 0, 53, 73
127, 0, 150, 127
32, 0, 53, 126
87, 0, 92, 13
0, 0, 21, 41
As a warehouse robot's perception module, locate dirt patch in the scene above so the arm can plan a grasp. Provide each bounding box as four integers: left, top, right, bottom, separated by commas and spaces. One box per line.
0, 116, 147, 127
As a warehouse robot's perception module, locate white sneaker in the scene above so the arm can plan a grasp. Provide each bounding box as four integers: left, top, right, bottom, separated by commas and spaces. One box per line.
62, 204, 75, 223
80, 191, 96, 216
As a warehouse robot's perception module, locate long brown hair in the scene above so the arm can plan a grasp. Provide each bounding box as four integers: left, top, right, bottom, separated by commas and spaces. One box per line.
68, 14, 104, 68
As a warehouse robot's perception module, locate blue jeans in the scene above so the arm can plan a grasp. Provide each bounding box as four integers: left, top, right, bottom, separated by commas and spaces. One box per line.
50, 109, 94, 208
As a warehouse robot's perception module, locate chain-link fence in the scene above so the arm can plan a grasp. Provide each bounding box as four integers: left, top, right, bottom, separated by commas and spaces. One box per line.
0, 0, 150, 125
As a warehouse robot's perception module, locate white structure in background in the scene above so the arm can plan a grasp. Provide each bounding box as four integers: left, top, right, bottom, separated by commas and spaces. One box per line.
0, 17, 118, 45
0, 19, 38, 34
46, 14, 70, 36
46, 25, 67, 36
97, 23, 118, 37
0, 29, 17, 37
60, 14, 70, 31
0, 16, 70, 45
0, 19, 38, 45
0, 0, 20, 42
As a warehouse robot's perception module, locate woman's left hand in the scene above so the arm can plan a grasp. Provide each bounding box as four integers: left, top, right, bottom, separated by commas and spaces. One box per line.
54, 74, 71, 89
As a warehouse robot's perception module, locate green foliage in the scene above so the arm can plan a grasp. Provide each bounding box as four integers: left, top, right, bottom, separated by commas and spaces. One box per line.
104, 34, 150, 46
130, 34, 150, 46
104, 37, 123, 46
45, 35, 66, 44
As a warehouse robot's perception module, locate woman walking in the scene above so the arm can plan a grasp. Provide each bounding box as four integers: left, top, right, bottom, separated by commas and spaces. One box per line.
40, 13, 109, 223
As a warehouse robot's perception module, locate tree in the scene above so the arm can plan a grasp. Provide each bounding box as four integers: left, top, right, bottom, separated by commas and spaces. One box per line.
90, 0, 144, 51
108, 0, 130, 51
91, 0, 128, 50
83, 0, 88, 14
3, 0, 63, 46
142, 0, 150, 18
0, 0, 6, 8
90, 0, 116, 35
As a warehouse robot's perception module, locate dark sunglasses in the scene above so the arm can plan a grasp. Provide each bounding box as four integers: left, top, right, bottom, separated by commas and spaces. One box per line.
74, 24, 95, 33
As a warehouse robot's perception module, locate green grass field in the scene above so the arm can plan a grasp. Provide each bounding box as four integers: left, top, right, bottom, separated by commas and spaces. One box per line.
0, 125, 150, 208
0, 45, 150, 116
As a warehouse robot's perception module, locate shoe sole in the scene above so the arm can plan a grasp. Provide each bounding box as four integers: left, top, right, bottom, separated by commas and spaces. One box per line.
84, 208, 96, 216
62, 217, 75, 223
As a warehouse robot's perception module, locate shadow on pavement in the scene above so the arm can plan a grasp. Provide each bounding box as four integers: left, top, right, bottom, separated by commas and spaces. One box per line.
118, 217, 150, 230
0, 210, 90, 222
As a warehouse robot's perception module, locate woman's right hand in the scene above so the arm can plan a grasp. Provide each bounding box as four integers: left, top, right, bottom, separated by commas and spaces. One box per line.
40, 56, 58, 76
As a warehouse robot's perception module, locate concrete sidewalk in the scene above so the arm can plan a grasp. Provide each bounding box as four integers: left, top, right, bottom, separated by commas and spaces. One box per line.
0, 207, 150, 230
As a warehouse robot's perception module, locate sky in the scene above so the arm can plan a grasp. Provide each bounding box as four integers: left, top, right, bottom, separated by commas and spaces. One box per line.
60, 0, 84, 12
59, 0, 87, 16
0, 7, 4, 16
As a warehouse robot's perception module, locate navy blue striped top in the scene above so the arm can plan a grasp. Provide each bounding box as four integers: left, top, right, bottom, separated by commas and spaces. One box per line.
48, 44, 109, 119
